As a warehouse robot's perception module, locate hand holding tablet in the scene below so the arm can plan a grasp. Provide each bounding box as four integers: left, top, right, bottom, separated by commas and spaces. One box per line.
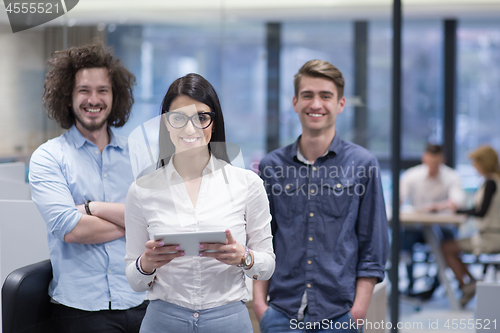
153, 230, 227, 256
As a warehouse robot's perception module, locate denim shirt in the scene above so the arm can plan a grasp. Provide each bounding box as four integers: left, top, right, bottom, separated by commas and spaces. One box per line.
259, 134, 389, 322
29, 125, 146, 311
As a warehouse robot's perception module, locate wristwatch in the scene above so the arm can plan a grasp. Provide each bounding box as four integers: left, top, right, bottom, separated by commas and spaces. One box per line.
238, 246, 254, 270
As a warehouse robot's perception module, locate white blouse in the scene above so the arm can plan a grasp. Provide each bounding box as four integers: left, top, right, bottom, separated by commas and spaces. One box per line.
124, 155, 275, 310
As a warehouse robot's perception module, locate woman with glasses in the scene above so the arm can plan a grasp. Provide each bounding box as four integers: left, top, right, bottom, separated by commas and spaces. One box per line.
124, 73, 275, 333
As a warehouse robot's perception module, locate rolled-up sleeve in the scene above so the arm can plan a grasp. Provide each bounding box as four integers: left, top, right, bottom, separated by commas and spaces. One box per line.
355, 157, 390, 283
243, 172, 275, 280
124, 182, 155, 292
29, 146, 82, 241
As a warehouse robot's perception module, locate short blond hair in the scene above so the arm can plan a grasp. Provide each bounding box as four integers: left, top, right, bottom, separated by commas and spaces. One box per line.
469, 145, 500, 177
294, 60, 345, 99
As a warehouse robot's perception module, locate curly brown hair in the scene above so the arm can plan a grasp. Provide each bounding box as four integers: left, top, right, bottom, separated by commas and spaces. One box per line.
42, 43, 136, 129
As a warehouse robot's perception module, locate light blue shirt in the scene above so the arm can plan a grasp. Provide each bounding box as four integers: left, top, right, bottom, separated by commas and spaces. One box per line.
29, 125, 145, 311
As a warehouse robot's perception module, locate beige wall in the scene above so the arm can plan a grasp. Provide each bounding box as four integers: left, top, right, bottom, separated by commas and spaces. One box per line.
0, 25, 104, 160
0, 25, 48, 158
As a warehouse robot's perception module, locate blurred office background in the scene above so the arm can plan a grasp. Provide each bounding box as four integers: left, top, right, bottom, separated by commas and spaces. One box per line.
1, 1, 500, 183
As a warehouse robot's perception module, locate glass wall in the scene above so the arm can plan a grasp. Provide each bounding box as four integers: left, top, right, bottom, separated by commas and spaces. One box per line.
401, 20, 444, 159
456, 20, 500, 170
368, 21, 392, 159
108, 23, 266, 168
280, 21, 354, 147
2, 13, 500, 181
368, 20, 444, 161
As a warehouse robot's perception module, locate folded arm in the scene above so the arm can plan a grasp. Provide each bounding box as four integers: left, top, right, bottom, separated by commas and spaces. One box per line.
76, 202, 125, 227
64, 214, 125, 244
30, 147, 126, 245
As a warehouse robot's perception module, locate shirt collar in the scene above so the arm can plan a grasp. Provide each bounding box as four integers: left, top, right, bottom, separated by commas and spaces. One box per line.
164, 153, 216, 181
68, 125, 125, 150
291, 134, 342, 164
108, 128, 126, 149
68, 125, 87, 148
423, 164, 444, 181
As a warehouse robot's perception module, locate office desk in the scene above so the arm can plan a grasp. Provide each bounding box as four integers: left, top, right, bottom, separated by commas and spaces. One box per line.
400, 212, 466, 311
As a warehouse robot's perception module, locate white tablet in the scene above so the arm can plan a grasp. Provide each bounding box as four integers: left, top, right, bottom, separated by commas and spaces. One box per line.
153, 231, 227, 256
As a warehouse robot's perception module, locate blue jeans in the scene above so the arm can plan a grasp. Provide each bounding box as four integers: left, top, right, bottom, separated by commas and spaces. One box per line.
260, 306, 362, 333
139, 300, 253, 333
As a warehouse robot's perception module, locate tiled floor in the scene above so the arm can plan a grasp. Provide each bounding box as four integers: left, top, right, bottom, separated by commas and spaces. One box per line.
392, 260, 496, 333
397, 288, 476, 333
245, 261, 497, 333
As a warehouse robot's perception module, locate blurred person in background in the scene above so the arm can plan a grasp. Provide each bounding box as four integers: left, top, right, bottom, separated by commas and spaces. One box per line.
399, 143, 466, 298
442, 145, 500, 307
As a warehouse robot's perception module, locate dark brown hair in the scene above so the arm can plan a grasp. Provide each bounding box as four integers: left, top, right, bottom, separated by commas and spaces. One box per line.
157, 73, 229, 167
294, 59, 345, 99
425, 143, 443, 155
42, 43, 136, 129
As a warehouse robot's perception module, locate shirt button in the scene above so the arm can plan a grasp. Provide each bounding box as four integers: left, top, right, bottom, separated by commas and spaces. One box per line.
336, 183, 342, 189
108, 270, 112, 274
309, 212, 314, 217
307, 283, 312, 288
309, 237, 313, 242
194, 312, 199, 318
312, 167, 317, 171
95, 150, 99, 154
107, 246, 110, 249
310, 189, 315, 194
106, 199, 109, 202
307, 260, 312, 265
253, 275, 258, 280
103, 174, 107, 178
285, 185, 290, 190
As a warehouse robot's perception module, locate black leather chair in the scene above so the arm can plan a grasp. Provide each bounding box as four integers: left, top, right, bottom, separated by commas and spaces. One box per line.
2, 260, 53, 333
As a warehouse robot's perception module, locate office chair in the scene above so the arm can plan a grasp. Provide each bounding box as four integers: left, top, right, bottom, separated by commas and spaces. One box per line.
2, 260, 53, 333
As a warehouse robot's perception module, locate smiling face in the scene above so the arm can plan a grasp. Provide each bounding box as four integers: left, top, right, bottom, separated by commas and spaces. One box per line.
293, 76, 345, 136
71, 67, 113, 133
165, 95, 214, 153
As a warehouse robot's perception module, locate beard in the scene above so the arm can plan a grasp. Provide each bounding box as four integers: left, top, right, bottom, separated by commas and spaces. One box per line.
72, 105, 109, 132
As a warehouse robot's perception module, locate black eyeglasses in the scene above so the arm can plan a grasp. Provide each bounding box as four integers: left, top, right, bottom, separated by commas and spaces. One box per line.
165, 111, 215, 129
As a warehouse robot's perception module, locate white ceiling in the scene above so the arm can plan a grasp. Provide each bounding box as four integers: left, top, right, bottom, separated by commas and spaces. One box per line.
1, 0, 500, 27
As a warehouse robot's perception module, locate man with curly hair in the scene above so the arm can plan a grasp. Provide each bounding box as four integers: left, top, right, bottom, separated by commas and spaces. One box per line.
29, 43, 147, 333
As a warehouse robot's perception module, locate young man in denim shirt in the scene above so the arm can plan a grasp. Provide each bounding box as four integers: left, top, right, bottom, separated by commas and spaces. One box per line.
254, 60, 390, 333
